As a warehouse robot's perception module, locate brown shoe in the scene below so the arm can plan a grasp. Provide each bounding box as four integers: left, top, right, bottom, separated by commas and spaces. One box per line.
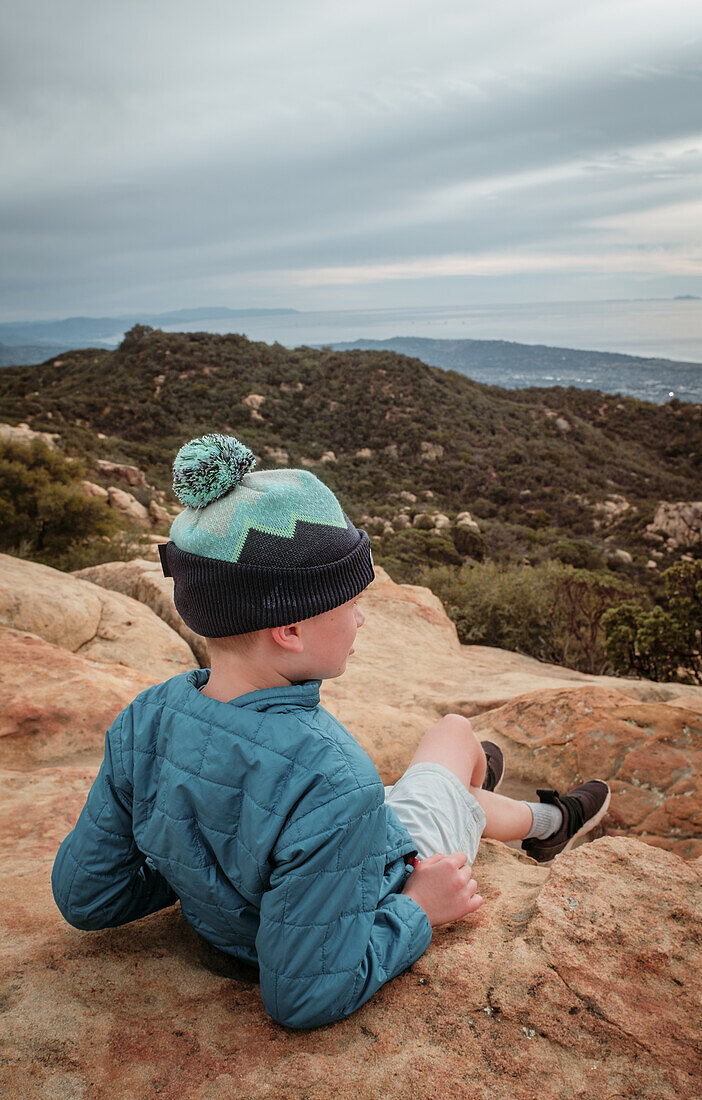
481, 741, 504, 793
521, 781, 611, 863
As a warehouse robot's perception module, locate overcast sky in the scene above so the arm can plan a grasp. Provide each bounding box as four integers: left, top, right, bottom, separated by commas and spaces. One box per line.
1, 0, 701, 320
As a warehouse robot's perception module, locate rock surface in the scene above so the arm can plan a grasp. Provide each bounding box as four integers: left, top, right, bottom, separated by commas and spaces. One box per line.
1, 563, 701, 1097
645, 500, 702, 549
107, 485, 151, 527
471, 685, 701, 858
0, 553, 197, 680
322, 567, 702, 786
73, 557, 209, 667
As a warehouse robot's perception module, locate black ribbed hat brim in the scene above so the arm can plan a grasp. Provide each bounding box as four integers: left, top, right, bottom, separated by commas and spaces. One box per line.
159, 531, 375, 636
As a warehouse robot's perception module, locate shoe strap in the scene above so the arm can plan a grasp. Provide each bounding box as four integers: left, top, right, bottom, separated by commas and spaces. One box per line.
536, 788, 586, 834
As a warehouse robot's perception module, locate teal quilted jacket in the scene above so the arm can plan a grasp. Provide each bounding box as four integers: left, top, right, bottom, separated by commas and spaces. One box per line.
51, 669, 432, 1029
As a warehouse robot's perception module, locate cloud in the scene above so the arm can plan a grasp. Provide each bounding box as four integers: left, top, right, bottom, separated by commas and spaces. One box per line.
1, 1, 701, 315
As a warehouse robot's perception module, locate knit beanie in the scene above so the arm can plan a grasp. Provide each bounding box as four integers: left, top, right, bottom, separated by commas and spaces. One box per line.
158, 433, 374, 636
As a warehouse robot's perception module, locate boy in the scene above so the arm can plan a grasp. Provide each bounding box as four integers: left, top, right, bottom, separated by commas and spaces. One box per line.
52, 433, 610, 1030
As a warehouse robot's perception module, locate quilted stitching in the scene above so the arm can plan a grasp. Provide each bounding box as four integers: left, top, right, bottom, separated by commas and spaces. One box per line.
51, 669, 432, 1028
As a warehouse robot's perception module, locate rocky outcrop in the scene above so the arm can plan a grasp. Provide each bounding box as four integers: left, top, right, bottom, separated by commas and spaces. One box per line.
0, 420, 60, 448
1, 770, 698, 1100
0, 553, 197, 680
1, 565, 701, 1097
95, 458, 148, 488
73, 557, 209, 667
471, 685, 701, 858
645, 500, 702, 549
0, 627, 158, 767
323, 567, 702, 790
106, 485, 151, 527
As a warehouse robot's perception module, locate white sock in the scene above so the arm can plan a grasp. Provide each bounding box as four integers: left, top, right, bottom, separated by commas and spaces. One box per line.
525, 802, 563, 839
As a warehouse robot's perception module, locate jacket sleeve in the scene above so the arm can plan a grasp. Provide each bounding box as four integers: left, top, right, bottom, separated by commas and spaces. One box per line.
255, 782, 432, 1029
51, 716, 177, 931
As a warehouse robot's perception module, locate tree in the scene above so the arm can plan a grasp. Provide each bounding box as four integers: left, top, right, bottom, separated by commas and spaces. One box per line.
603, 560, 702, 683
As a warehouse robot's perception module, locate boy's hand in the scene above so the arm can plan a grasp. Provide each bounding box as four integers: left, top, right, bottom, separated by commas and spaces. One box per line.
402, 851, 483, 927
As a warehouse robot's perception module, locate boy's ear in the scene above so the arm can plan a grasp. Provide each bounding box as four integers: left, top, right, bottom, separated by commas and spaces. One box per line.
269, 623, 304, 652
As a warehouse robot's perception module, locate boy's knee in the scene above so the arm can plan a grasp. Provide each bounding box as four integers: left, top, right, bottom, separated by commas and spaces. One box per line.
420, 713, 483, 758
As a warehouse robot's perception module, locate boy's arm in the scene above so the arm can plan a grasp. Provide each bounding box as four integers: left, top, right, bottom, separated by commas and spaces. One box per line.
255, 783, 432, 1030
51, 717, 177, 930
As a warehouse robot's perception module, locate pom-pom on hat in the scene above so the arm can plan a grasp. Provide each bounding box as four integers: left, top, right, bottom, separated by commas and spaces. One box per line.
159, 433, 374, 636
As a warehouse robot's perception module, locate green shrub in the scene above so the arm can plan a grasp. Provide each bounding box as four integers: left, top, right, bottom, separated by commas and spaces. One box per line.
603, 560, 702, 682
414, 560, 630, 673
0, 438, 120, 568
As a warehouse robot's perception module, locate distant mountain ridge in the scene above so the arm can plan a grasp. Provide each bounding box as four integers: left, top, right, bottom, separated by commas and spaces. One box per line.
0, 307, 299, 357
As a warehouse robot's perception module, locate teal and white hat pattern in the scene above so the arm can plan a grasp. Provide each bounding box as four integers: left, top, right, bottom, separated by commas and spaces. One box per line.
159, 434, 374, 636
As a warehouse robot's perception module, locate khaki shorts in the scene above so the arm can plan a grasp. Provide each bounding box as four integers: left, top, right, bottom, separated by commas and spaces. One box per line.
384, 761, 486, 864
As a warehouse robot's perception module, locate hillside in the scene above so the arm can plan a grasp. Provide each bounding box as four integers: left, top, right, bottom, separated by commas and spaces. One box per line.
1, 325, 700, 677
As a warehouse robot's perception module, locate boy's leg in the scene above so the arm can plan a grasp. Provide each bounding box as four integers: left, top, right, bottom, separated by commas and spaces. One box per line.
407, 714, 532, 842
400, 714, 610, 858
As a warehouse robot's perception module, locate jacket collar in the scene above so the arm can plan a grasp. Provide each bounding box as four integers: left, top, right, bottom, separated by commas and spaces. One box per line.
186, 668, 321, 710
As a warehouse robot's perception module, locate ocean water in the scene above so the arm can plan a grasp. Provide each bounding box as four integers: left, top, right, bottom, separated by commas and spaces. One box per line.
156, 298, 702, 359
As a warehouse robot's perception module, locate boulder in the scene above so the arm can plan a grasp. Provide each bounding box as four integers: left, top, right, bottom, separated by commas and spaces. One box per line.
645, 501, 702, 549
0, 627, 157, 767
0, 553, 197, 680
107, 486, 151, 527
73, 558, 209, 667
0, 421, 60, 448
148, 499, 172, 526
243, 393, 265, 410
96, 458, 147, 488
81, 479, 109, 500
263, 446, 289, 464
471, 685, 701, 858
419, 441, 444, 461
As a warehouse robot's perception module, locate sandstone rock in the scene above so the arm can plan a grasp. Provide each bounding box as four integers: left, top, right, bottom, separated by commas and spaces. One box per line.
279, 380, 303, 393
0, 553, 197, 680
393, 513, 411, 529
384, 443, 399, 458
419, 441, 444, 461
81, 479, 109, 500
107, 486, 150, 527
264, 446, 289, 464
555, 416, 571, 432
382, 523, 395, 536
1, 774, 698, 1100
0, 421, 61, 449
645, 501, 702, 549
73, 558, 209, 667
355, 448, 373, 459
0, 627, 157, 767
608, 548, 633, 565
96, 458, 147, 488
472, 685, 701, 857
148, 499, 172, 525
455, 510, 480, 532
399, 491, 417, 503
243, 393, 265, 410
320, 451, 337, 463
593, 494, 631, 530
323, 567, 702, 786
433, 513, 450, 530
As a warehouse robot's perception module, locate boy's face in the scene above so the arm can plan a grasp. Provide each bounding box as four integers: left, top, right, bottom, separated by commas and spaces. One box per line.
296, 593, 366, 681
